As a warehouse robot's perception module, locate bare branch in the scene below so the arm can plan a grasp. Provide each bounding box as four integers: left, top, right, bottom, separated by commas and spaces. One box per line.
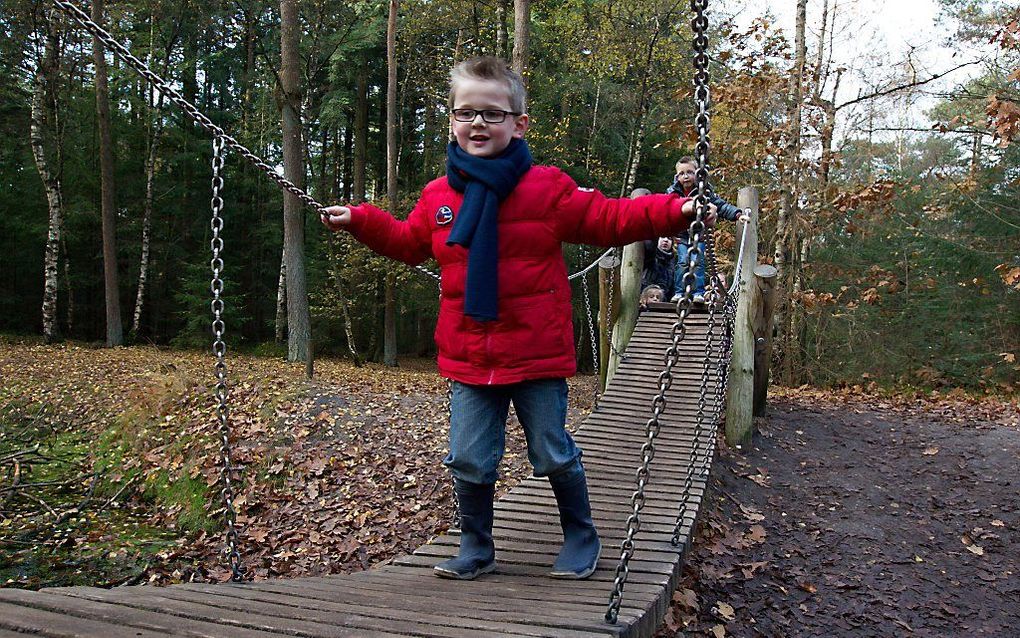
836, 60, 982, 111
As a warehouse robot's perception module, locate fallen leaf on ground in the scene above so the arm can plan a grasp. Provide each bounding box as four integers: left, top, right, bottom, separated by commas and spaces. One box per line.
714, 601, 736, 621
923, 446, 939, 455
712, 625, 726, 638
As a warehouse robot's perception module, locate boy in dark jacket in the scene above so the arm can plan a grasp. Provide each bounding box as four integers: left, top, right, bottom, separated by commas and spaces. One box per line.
323, 57, 702, 582
666, 157, 747, 302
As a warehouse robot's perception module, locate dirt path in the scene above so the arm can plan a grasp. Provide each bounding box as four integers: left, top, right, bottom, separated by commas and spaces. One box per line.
662, 395, 1020, 637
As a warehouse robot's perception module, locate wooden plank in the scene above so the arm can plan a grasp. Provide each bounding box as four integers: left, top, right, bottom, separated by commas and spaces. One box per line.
0, 598, 169, 638
54, 587, 411, 638
141, 585, 614, 638
0, 587, 291, 638
185, 580, 629, 636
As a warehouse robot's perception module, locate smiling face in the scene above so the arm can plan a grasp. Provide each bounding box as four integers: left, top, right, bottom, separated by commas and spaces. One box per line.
450, 77, 529, 158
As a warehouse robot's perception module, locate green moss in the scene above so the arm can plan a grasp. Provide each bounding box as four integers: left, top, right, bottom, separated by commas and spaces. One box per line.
142, 470, 216, 533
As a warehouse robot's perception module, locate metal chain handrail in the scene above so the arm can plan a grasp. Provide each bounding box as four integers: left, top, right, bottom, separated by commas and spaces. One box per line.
605, 0, 713, 622
580, 272, 600, 399
209, 136, 244, 582
568, 247, 615, 281
52, 0, 443, 285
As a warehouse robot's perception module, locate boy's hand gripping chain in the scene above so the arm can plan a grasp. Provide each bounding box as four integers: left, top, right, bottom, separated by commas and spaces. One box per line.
605, 0, 713, 624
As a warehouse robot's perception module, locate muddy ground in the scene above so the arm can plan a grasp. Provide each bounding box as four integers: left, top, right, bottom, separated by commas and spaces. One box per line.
659, 395, 1019, 637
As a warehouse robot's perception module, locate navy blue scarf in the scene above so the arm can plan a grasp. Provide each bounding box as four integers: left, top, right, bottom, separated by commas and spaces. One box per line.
445, 138, 533, 322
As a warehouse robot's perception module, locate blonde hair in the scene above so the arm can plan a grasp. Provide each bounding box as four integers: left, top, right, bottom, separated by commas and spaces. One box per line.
640, 285, 665, 303
675, 156, 697, 172
448, 56, 527, 113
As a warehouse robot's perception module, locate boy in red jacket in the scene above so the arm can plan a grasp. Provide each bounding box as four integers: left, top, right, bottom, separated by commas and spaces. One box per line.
323, 57, 703, 581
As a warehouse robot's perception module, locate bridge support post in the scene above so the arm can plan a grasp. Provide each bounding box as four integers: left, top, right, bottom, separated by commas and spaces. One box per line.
607, 188, 650, 389
725, 187, 759, 446
752, 264, 778, 416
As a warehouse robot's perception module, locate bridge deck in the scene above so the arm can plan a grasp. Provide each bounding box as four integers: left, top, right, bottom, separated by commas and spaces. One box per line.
0, 305, 723, 637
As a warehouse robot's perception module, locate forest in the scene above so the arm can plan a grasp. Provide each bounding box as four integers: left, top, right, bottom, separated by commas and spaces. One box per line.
1, 0, 1018, 388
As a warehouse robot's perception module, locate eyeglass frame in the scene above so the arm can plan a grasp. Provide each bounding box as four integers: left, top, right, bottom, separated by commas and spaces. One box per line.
451, 108, 523, 124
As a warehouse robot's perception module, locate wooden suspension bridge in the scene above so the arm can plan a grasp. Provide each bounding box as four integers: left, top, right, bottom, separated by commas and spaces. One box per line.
0, 305, 728, 638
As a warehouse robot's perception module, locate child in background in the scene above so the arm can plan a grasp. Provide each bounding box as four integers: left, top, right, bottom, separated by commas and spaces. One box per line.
641, 237, 677, 300
667, 157, 746, 302
323, 57, 700, 581
639, 284, 666, 311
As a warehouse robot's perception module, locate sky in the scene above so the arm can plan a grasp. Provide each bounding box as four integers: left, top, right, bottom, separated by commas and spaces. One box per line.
719, 0, 989, 132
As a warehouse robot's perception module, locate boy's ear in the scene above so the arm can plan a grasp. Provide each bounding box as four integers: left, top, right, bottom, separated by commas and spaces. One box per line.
512, 113, 530, 139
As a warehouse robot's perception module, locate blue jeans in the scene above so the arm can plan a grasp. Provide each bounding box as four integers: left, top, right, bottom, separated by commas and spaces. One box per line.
673, 240, 706, 297
444, 378, 581, 485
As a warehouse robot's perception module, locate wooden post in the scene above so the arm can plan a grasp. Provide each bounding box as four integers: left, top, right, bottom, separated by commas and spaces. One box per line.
752, 264, 778, 416
597, 253, 620, 392
725, 187, 759, 446
607, 188, 651, 387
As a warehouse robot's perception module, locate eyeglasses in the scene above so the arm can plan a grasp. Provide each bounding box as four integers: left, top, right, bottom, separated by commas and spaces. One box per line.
451, 108, 521, 123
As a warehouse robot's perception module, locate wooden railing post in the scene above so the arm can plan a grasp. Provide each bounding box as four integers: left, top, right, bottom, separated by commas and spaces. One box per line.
725, 187, 759, 446
752, 264, 778, 416
606, 188, 650, 388
598, 253, 621, 391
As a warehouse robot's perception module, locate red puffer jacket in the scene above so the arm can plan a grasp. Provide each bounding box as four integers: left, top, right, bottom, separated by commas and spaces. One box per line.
347, 165, 691, 385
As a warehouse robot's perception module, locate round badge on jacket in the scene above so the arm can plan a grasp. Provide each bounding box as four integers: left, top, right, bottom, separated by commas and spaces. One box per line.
436, 205, 454, 225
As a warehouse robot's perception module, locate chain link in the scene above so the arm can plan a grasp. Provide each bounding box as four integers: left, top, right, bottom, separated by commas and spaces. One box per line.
581, 271, 600, 400
605, 0, 712, 623
209, 136, 244, 582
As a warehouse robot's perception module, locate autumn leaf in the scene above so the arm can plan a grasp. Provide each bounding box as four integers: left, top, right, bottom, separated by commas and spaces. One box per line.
714, 601, 736, 621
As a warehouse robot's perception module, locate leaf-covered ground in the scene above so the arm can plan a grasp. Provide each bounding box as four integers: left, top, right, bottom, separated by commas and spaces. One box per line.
4, 339, 1019, 637
659, 387, 1020, 637
0, 339, 595, 587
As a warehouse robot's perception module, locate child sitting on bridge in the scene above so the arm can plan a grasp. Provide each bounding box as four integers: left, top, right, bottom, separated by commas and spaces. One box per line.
323, 56, 701, 582
667, 157, 746, 302
641, 236, 678, 300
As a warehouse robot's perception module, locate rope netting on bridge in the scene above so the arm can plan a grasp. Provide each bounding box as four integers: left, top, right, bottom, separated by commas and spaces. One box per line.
13, 0, 750, 632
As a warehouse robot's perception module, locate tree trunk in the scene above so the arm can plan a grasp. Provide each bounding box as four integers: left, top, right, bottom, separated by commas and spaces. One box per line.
353, 65, 368, 204
131, 125, 160, 339
92, 0, 123, 346
773, 0, 807, 382
512, 0, 530, 81
280, 0, 311, 362
31, 13, 63, 344
62, 235, 73, 335
496, 0, 509, 57
342, 120, 353, 200
383, 0, 399, 367
131, 21, 168, 339
275, 249, 286, 343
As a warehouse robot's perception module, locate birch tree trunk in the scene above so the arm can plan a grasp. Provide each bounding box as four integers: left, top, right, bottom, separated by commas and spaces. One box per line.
31, 13, 63, 344
276, 250, 286, 343
131, 21, 168, 338
92, 0, 123, 346
280, 0, 311, 362
130, 127, 160, 338
496, 0, 509, 58
383, 0, 399, 367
